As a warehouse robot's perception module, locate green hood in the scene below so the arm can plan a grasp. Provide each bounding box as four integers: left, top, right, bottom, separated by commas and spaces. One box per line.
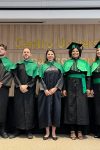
91, 60, 100, 73
17, 59, 39, 78
63, 59, 91, 76
39, 61, 63, 78
0, 57, 16, 72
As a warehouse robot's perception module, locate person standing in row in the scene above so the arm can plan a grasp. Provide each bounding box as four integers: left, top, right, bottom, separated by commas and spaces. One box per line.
0, 44, 15, 138
63, 42, 91, 140
10, 48, 39, 139
38, 49, 63, 140
91, 41, 100, 138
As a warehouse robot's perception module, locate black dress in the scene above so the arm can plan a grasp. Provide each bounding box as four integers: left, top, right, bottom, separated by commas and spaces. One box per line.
92, 66, 100, 125
13, 64, 37, 130
64, 60, 90, 125
0, 60, 12, 123
38, 66, 63, 128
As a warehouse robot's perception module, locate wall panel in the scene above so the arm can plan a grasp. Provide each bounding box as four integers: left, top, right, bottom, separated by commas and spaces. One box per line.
0, 24, 98, 96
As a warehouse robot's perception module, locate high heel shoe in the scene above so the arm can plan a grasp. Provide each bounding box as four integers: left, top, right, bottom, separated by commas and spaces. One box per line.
43, 135, 50, 140
52, 136, 58, 140
70, 131, 76, 140
78, 131, 83, 140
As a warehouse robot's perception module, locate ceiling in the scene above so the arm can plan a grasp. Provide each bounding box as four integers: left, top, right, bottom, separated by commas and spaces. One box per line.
0, 0, 100, 8
0, 0, 100, 25
0, 9, 100, 24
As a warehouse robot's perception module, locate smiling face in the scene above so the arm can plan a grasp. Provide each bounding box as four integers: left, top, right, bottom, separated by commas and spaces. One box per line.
0, 46, 6, 57
71, 48, 80, 59
22, 48, 31, 60
96, 48, 100, 58
46, 50, 55, 61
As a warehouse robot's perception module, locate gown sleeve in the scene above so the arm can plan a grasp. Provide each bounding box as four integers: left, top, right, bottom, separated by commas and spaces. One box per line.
13, 69, 21, 87
1, 71, 12, 87
27, 78, 36, 87
55, 74, 63, 90
39, 78, 47, 91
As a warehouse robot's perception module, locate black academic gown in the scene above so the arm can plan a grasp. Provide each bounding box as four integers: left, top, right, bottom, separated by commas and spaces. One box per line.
64, 66, 90, 125
13, 64, 36, 130
92, 71, 100, 125
38, 66, 63, 128
0, 60, 12, 123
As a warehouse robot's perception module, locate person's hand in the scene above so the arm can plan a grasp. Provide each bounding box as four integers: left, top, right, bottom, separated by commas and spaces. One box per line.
0, 82, 3, 88
49, 87, 57, 95
90, 89, 94, 97
20, 85, 28, 93
62, 90, 67, 96
86, 89, 91, 97
44, 90, 51, 96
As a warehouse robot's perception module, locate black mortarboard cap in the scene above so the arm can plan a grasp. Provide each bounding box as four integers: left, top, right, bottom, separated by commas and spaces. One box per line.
94, 41, 100, 48
67, 42, 83, 50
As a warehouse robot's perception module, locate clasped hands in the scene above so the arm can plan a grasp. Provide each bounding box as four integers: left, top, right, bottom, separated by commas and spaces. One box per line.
45, 87, 57, 96
20, 85, 28, 93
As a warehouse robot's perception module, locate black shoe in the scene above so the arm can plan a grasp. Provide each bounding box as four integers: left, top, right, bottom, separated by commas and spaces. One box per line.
9, 131, 20, 139
43, 135, 50, 140
9, 133, 18, 139
94, 135, 100, 138
27, 133, 33, 139
9, 134, 16, 139
1, 132, 8, 138
52, 136, 58, 140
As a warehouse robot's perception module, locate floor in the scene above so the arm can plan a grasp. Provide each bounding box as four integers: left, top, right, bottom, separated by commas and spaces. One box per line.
0, 135, 100, 150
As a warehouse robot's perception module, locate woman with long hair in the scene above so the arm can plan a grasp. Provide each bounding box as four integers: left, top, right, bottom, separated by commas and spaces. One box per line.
91, 41, 100, 138
38, 49, 63, 140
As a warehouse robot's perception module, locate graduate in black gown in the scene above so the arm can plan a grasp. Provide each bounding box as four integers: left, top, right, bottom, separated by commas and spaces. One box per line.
63, 42, 91, 140
38, 49, 63, 140
11, 48, 38, 139
0, 44, 15, 138
91, 41, 100, 138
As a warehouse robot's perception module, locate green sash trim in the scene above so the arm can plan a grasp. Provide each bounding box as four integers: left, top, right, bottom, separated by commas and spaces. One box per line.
0, 57, 16, 72
39, 61, 63, 78
63, 59, 91, 76
91, 60, 100, 73
68, 74, 86, 93
93, 78, 100, 84
17, 59, 39, 78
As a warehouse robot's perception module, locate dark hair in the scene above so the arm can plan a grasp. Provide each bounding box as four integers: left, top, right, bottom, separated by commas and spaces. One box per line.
0, 44, 7, 50
95, 49, 100, 61
45, 49, 56, 62
69, 46, 82, 58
